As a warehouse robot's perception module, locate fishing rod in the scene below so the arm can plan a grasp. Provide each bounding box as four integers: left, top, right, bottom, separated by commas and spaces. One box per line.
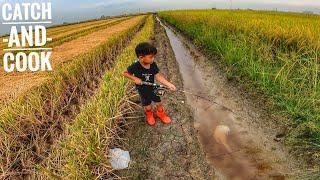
141, 81, 234, 113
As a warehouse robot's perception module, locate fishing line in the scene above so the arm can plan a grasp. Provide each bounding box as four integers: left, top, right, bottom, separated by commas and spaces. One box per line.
141, 81, 235, 114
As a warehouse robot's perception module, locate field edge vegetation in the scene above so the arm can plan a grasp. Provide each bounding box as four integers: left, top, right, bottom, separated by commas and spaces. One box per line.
158, 10, 320, 167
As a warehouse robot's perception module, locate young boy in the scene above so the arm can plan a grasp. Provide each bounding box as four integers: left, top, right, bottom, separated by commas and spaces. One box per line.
123, 42, 177, 126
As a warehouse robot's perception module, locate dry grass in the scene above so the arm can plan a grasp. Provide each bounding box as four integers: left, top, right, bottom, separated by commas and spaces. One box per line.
0, 17, 130, 65
0, 16, 144, 101
0, 15, 147, 179
0, 16, 125, 48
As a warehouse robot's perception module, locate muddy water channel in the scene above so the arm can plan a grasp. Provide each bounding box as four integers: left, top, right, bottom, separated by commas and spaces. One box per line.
156, 17, 292, 180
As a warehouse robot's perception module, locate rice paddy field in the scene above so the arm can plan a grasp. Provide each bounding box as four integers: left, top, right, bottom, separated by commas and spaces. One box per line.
159, 9, 320, 162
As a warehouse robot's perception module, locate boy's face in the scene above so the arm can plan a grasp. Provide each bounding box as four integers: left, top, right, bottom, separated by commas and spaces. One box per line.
139, 54, 155, 64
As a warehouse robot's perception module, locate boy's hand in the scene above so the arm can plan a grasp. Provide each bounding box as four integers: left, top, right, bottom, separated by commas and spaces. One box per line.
134, 78, 143, 85
167, 83, 177, 91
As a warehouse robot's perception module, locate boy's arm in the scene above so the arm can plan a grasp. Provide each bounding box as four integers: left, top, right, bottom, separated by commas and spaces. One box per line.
123, 70, 142, 85
155, 73, 177, 91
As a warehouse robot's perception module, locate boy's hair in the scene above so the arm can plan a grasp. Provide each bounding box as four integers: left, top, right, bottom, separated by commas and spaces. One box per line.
135, 42, 157, 58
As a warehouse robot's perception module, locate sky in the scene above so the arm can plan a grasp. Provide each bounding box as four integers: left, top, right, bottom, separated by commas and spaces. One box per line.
0, 0, 320, 35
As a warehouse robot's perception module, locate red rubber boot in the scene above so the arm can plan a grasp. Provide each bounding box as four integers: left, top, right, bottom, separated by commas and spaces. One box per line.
146, 110, 156, 126
156, 109, 171, 124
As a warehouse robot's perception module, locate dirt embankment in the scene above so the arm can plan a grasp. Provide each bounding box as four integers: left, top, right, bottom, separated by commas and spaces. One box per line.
117, 17, 215, 179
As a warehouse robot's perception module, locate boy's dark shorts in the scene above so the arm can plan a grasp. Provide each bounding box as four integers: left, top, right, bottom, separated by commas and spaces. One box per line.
138, 89, 161, 106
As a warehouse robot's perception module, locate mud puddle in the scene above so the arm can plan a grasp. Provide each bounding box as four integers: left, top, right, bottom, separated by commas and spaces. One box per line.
156, 17, 298, 179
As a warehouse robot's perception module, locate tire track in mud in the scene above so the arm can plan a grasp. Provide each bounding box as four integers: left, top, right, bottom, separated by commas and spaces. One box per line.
157, 17, 304, 179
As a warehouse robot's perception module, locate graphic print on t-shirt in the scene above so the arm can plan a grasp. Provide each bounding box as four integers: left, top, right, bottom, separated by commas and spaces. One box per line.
142, 73, 152, 82
127, 61, 159, 84
127, 61, 160, 93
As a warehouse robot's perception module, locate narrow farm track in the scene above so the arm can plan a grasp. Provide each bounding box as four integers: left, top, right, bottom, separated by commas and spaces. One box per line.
0, 15, 147, 179
117, 16, 215, 179
0, 16, 144, 101
117, 16, 311, 179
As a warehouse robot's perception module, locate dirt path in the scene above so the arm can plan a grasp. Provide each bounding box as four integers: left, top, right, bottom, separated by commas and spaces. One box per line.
117, 17, 215, 179
117, 16, 308, 179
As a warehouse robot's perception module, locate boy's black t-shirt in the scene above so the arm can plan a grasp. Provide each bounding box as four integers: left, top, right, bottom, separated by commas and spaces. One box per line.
127, 60, 159, 93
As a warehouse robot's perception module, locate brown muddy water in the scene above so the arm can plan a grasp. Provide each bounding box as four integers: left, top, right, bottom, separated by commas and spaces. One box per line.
156, 17, 289, 180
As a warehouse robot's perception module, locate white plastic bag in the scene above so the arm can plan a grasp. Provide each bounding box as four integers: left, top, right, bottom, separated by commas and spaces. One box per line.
109, 148, 130, 170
